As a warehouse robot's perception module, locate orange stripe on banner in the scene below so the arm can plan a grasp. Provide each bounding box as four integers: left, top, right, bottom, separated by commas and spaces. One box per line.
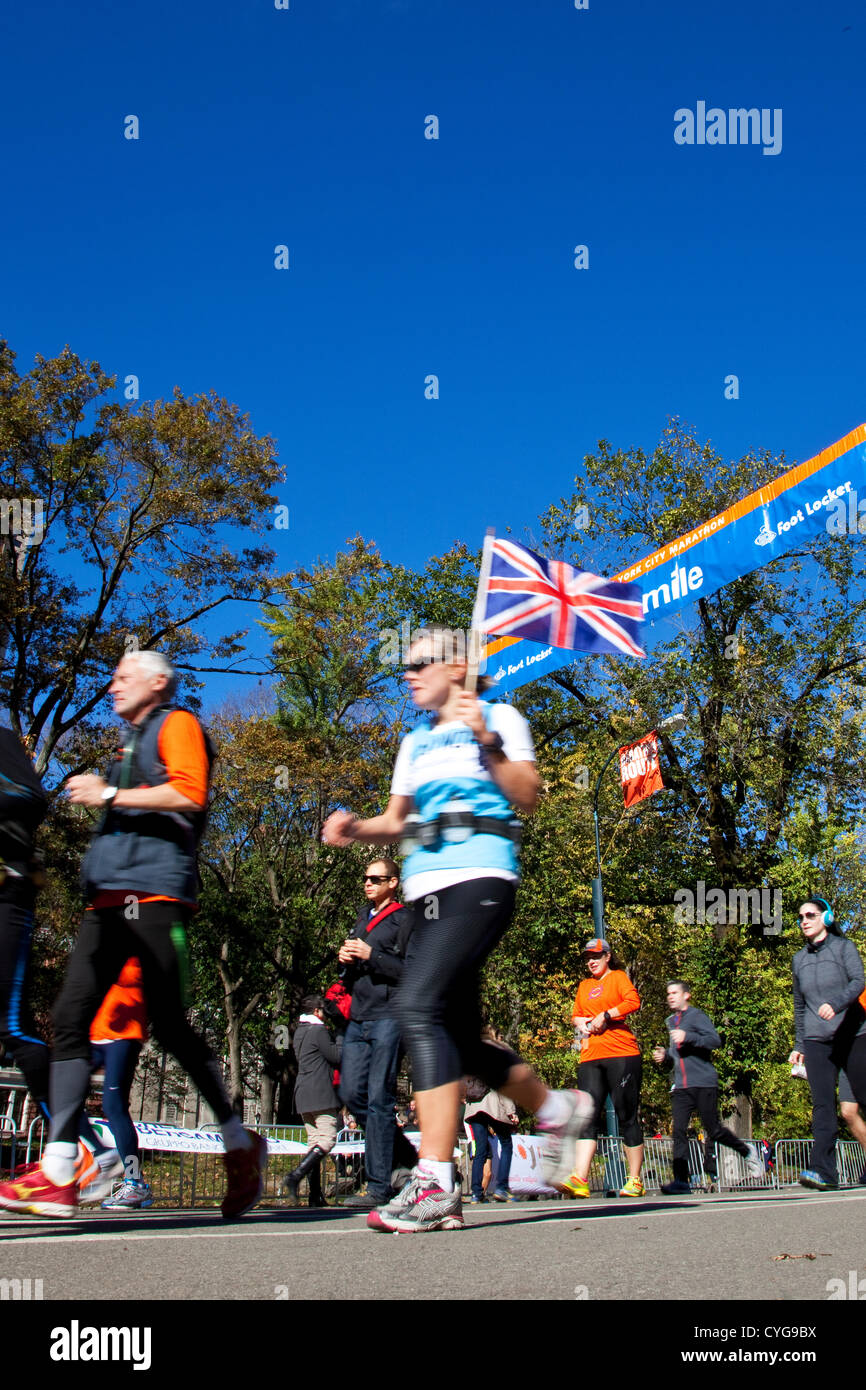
612, 423, 866, 585
483, 423, 866, 654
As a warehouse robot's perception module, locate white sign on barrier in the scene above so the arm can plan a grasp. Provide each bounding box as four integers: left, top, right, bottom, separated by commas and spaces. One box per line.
464, 1129, 557, 1195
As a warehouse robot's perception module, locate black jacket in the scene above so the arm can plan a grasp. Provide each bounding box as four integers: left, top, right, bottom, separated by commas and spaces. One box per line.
659, 1006, 723, 1089
343, 901, 414, 1023
292, 1019, 342, 1114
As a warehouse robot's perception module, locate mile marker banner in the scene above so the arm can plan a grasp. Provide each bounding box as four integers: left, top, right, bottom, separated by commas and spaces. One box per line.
484, 423, 866, 694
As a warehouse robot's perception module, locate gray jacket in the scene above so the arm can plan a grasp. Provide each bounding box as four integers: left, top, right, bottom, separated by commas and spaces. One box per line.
792, 934, 866, 1048
659, 1006, 722, 1089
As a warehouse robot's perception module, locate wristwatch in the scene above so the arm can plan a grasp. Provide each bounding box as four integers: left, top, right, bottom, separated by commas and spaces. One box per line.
477, 732, 505, 756
101, 785, 119, 802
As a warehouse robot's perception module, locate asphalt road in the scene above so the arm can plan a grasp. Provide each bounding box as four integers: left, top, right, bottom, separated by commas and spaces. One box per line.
0, 1186, 863, 1303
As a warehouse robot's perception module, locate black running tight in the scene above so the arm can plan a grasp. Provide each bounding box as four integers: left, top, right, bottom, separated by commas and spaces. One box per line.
396, 878, 522, 1092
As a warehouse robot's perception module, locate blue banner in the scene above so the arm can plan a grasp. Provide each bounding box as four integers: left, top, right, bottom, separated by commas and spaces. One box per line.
484, 424, 866, 695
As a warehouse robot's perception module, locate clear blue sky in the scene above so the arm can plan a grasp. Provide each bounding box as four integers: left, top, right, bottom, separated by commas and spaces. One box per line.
3, 0, 865, 702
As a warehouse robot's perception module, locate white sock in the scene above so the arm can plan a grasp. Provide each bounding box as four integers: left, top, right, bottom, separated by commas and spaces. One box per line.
418, 1159, 454, 1193
97, 1148, 121, 1171
536, 1090, 571, 1128
42, 1142, 79, 1185
221, 1117, 252, 1152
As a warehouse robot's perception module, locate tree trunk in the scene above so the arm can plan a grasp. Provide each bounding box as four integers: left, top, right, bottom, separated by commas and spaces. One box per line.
723, 1091, 753, 1140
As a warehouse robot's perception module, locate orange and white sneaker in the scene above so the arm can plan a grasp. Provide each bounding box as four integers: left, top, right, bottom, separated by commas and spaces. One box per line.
0, 1164, 78, 1217
221, 1130, 268, 1219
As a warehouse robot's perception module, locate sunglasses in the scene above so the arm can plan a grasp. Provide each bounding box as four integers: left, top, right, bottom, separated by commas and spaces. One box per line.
402, 657, 443, 674
364, 874, 393, 884
797, 913, 820, 921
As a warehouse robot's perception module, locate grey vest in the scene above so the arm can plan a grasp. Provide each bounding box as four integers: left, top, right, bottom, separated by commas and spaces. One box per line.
81, 706, 211, 902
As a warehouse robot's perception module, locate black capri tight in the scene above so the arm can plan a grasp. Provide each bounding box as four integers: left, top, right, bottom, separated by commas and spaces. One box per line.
396, 877, 522, 1092
577, 1055, 643, 1145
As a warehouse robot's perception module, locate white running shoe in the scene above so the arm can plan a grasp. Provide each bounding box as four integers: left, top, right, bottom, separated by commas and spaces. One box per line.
539, 1090, 595, 1192
367, 1168, 464, 1233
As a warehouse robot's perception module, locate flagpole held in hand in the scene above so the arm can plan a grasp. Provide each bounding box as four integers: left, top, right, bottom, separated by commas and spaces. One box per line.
465, 527, 495, 694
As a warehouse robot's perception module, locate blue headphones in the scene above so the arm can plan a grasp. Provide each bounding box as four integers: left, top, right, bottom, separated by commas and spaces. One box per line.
810, 895, 835, 928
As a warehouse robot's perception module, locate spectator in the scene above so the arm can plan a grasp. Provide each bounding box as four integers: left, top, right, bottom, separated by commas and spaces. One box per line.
282, 994, 341, 1207
337, 858, 417, 1211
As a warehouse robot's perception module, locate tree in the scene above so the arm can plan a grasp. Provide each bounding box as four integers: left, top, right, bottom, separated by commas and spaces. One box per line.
0, 340, 282, 773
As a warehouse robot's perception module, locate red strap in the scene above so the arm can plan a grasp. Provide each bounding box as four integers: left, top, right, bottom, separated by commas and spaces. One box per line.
364, 900, 403, 934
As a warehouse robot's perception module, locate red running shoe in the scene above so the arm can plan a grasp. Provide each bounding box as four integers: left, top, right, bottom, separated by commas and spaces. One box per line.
221, 1131, 268, 1219
0, 1164, 78, 1217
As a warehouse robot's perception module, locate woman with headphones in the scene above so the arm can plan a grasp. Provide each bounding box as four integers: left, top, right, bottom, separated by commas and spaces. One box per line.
789, 896, 866, 1190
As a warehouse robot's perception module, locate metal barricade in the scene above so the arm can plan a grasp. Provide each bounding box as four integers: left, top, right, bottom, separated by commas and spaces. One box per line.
773, 1139, 813, 1185
713, 1143, 775, 1191
837, 1139, 866, 1187
775, 1138, 864, 1187
25, 1115, 45, 1165
0, 1115, 17, 1176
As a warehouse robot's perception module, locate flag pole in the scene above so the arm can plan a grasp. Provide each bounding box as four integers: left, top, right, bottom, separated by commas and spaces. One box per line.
465, 527, 495, 693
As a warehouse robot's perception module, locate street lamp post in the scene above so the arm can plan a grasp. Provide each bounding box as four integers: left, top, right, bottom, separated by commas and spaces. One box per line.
586, 713, 686, 1186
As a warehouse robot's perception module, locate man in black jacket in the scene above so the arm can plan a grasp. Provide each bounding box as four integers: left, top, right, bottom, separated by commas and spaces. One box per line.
653, 981, 762, 1194
283, 993, 343, 1206
337, 858, 415, 1210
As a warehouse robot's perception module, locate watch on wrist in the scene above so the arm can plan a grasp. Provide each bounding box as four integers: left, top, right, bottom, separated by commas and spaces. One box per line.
603, 1010, 612, 1025
478, 731, 505, 755
101, 785, 118, 802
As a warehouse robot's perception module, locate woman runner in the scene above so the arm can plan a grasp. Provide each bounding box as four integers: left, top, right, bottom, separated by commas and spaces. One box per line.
323, 626, 592, 1234
566, 937, 646, 1198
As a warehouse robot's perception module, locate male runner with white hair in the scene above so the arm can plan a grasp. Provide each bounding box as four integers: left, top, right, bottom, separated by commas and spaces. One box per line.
0, 651, 267, 1219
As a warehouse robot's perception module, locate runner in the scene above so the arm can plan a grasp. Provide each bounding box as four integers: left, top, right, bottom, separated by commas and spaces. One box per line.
0, 726, 122, 1199
564, 938, 646, 1198
652, 980, 763, 1194
322, 625, 592, 1234
90, 957, 153, 1209
789, 897, 866, 1190
0, 651, 267, 1219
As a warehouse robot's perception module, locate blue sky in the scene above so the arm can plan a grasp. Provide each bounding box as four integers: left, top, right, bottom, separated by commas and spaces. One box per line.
3, 0, 865, 706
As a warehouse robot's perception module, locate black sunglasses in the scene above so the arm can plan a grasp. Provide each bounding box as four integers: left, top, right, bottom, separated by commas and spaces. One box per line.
402, 657, 443, 674
364, 874, 392, 884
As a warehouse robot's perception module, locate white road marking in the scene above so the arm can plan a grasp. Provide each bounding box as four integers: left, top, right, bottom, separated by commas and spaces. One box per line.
0, 1189, 862, 1245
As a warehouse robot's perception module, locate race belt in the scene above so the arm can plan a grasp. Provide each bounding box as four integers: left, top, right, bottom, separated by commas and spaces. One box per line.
400, 810, 522, 854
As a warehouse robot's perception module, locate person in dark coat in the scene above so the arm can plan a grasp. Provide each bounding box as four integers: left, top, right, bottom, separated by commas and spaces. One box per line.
282, 994, 342, 1206
337, 857, 416, 1209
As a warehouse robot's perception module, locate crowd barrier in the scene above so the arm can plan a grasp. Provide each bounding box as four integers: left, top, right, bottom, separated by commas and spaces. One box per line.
3, 1116, 864, 1206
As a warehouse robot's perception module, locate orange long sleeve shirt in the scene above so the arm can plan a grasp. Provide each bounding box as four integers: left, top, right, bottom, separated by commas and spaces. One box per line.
572, 969, 641, 1062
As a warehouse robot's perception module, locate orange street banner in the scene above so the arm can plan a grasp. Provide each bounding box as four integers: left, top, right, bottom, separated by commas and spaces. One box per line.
619, 733, 664, 808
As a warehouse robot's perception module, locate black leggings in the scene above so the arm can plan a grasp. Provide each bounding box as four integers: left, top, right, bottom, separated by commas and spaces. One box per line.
49, 901, 231, 1144
803, 1031, 866, 1184
577, 1055, 643, 1145
396, 878, 522, 1092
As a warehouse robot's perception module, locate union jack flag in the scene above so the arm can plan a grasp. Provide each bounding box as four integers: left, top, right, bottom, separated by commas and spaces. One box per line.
478, 537, 645, 658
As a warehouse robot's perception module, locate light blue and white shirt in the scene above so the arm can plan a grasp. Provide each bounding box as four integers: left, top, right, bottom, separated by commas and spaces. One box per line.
390, 703, 535, 902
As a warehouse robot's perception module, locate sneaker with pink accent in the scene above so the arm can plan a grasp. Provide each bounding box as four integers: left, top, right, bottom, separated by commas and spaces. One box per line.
539, 1089, 595, 1192
367, 1168, 463, 1233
